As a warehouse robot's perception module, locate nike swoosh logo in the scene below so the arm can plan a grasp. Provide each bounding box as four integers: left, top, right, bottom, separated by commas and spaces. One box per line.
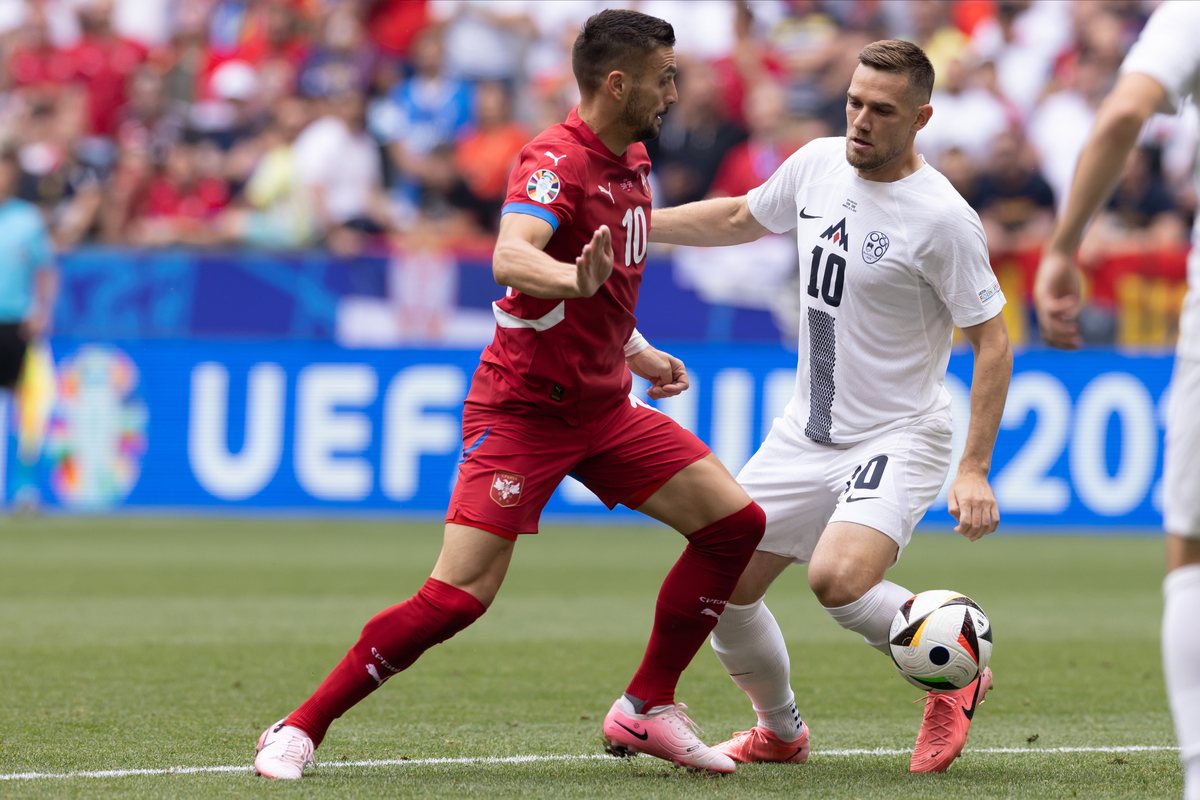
790, 747, 805, 760
614, 720, 649, 741
962, 679, 983, 721
845, 495, 880, 503
799, 207, 821, 219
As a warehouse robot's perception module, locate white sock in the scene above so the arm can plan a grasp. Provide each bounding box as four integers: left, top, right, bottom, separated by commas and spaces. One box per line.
1163, 564, 1200, 800
823, 580, 913, 655
710, 600, 804, 739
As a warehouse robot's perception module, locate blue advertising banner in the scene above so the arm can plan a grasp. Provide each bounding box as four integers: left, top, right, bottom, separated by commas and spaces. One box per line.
0, 339, 1175, 527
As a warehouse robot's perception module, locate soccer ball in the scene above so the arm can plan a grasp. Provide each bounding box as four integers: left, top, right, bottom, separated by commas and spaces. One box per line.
888, 590, 992, 692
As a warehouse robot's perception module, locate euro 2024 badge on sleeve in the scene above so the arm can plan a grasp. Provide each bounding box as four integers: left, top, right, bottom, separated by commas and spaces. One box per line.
527, 170, 560, 204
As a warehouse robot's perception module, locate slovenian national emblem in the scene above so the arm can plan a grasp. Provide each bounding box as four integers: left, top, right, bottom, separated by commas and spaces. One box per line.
862, 231, 889, 264
527, 170, 560, 204
490, 471, 525, 507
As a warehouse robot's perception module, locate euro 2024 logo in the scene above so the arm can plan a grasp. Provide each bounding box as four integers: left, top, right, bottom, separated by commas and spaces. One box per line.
45, 344, 148, 510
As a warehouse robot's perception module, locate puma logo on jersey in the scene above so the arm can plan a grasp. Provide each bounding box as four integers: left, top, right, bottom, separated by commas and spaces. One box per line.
598, 184, 614, 203
701, 608, 720, 618
544, 151, 565, 166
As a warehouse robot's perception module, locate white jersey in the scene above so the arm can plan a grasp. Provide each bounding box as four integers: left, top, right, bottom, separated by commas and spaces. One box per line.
1121, 0, 1200, 359
748, 136, 1004, 444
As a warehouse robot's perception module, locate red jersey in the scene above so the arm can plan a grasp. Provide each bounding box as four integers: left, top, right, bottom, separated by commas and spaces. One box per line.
472, 108, 654, 425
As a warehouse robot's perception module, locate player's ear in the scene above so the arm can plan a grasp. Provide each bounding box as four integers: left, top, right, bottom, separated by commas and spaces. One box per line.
911, 102, 933, 133
605, 69, 628, 102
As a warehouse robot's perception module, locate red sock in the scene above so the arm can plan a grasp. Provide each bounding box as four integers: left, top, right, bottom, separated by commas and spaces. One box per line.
625, 502, 766, 710
286, 578, 486, 747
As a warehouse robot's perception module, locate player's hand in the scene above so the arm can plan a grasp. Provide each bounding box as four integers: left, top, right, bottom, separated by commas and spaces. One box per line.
946, 470, 999, 542
575, 225, 613, 297
1034, 249, 1083, 350
627, 346, 689, 399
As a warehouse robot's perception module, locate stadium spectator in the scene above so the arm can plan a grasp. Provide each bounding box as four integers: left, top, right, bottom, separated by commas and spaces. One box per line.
129, 139, 231, 245
217, 94, 316, 249
644, 58, 746, 207
431, 0, 535, 82
14, 96, 106, 248
292, 89, 391, 255
147, 1, 216, 106
938, 145, 980, 206
973, 129, 1055, 253
66, 0, 149, 139
365, 0, 430, 59
711, 2, 787, 131
915, 56, 1011, 167
116, 68, 188, 165
298, 5, 374, 99
190, 59, 264, 151
910, 0, 970, 89
453, 80, 528, 230
228, 0, 311, 103
1028, 50, 1116, 210
377, 28, 474, 176
970, 0, 1073, 117
1099, 146, 1187, 248
7, 7, 76, 94
708, 81, 799, 198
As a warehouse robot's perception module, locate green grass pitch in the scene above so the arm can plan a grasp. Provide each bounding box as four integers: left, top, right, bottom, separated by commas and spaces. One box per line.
0, 516, 1181, 798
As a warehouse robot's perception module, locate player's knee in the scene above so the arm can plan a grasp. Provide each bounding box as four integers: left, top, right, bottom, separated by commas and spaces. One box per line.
688, 501, 765, 559
807, 558, 871, 609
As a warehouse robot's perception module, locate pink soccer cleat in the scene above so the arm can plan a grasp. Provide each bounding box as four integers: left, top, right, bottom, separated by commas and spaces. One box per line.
602, 697, 736, 774
909, 667, 993, 773
254, 719, 315, 779
712, 723, 810, 764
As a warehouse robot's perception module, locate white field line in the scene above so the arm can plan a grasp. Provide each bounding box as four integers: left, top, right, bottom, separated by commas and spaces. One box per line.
0, 746, 1180, 782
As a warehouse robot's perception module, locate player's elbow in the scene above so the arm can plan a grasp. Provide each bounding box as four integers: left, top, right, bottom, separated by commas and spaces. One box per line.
729, 198, 767, 244
492, 240, 521, 287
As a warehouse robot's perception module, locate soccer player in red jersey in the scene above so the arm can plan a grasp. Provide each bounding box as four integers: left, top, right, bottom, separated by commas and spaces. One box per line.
254, 10, 766, 779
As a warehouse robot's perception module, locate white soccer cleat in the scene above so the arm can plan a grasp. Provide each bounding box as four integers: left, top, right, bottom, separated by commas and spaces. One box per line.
254, 719, 315, 779
602, 697, 736, 774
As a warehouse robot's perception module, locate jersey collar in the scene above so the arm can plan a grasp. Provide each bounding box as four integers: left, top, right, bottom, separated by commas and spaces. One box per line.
563, 106, 635, 166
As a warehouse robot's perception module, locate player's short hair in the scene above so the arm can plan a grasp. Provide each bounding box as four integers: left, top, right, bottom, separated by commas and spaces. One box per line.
857, 39, 935, 106
572, 9, 675, 96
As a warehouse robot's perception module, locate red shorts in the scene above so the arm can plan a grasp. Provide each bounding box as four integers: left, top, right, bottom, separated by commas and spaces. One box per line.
447, 394, 711, 539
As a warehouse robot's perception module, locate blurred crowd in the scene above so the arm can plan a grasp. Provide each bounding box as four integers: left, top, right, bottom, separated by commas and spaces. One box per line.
0, 0, 1193, 259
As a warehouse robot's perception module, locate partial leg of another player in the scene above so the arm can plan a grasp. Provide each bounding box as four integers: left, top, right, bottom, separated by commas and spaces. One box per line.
1162, 355, 1200, 800
601, 453, 765, 773
254, 524, 513, 779
708, 550, 812, 764
1165, 535, 1200, 800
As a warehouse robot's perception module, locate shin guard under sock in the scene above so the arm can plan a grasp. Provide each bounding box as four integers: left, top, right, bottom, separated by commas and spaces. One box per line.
625, 502, 766, 710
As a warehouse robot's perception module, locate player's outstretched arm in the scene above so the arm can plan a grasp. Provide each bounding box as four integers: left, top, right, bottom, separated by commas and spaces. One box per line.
493, 213, 613, 298
1034, 72, 1166, 349
650, 196, 771, 247
947, 313, 1012, 542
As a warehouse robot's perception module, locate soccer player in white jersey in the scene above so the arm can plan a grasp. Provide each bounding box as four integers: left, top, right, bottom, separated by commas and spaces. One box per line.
649, 40, 1012, 773
1035, 4, 1200, 797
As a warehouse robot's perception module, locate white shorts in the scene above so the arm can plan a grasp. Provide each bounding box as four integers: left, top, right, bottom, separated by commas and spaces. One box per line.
1165, 356, 1200, 537
739, 414, 953, 565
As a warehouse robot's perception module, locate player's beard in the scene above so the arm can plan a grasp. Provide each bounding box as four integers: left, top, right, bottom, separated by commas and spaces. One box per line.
622, 89, 663, 142
844, 131, 905, 172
